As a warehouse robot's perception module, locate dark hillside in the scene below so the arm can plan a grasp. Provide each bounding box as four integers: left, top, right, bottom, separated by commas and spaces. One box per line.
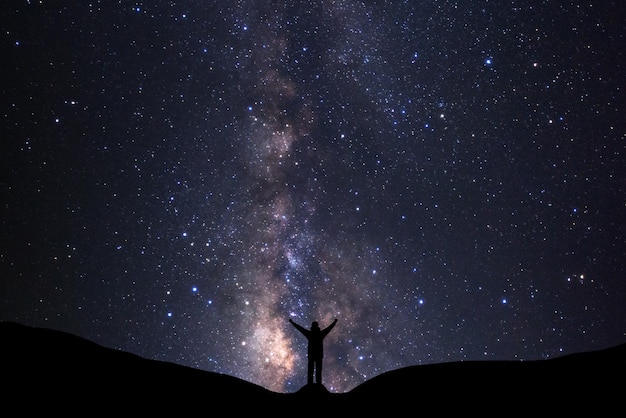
2, 321, 623, 415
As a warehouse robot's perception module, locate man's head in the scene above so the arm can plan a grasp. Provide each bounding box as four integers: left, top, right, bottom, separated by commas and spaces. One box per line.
311, 321, 319, 330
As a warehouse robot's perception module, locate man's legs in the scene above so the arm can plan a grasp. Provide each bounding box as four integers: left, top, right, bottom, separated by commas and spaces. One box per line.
307, 358, 314, 385
315, 358, 323, 384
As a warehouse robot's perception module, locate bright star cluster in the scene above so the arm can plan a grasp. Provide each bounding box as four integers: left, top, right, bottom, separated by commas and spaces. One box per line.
1, 1, 625, 393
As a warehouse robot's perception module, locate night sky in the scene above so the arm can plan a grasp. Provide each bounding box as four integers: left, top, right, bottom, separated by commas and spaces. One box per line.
2, 1, 625, 393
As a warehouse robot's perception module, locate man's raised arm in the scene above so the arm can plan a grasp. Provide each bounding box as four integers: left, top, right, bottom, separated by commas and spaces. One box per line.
289, 318, 308, 335
322, 318, 337, 336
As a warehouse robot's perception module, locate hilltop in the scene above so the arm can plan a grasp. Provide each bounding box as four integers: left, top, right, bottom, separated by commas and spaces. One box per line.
1, 321, 623, 415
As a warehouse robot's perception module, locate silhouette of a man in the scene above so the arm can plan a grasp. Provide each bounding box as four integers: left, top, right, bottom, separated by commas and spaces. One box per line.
289, 318, 337, 385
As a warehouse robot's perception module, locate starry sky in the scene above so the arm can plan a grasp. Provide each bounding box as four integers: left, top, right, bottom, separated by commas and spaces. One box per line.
1, 1, 625, 393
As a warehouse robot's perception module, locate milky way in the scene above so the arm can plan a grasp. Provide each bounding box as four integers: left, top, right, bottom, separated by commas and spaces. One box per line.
1, 1, 625, 393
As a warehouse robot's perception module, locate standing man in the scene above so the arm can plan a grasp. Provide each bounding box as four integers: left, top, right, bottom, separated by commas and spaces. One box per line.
289, 317, 338, 385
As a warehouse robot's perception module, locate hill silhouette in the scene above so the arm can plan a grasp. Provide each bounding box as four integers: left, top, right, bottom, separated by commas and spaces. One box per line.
1, 321, 623, 415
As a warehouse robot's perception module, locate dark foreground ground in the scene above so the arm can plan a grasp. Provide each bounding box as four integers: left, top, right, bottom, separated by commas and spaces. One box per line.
1, 321, 624, 415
